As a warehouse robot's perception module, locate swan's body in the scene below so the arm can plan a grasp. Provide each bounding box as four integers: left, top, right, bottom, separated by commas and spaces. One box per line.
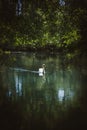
39, 68, 45, 73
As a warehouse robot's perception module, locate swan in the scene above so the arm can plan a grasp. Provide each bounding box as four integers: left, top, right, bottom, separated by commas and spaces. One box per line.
10, 64, 46, 76
39, 64, 45, 76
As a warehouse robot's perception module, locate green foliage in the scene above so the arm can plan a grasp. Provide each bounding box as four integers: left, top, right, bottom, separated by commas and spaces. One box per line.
62, 29, 80, 46
0, 0, 87, 52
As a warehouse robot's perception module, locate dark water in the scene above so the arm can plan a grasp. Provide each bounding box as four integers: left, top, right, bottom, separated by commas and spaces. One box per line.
0, 52, 87, 130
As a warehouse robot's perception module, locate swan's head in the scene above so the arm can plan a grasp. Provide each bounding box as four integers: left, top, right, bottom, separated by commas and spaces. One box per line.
42, 64, 46, 68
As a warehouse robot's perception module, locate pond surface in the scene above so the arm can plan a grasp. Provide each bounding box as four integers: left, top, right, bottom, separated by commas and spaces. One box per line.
0, 52, 87, 130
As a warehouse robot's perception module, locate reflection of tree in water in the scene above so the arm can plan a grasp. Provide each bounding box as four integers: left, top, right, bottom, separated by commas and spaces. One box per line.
0, 52, 87, 130
2, 66, 80, 105
14, 72, 23, 96
36, 74, 46, 89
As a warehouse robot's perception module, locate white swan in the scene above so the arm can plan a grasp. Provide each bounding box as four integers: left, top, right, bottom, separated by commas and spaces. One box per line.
39, 64, 45, 76
10, 64, 46, 76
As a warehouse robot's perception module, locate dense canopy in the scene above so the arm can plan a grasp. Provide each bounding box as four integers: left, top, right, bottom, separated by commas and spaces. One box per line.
0, 0, 87, 53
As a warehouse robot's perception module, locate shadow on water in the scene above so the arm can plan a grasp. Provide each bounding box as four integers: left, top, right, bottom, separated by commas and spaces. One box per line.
0, 52, 87, 130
